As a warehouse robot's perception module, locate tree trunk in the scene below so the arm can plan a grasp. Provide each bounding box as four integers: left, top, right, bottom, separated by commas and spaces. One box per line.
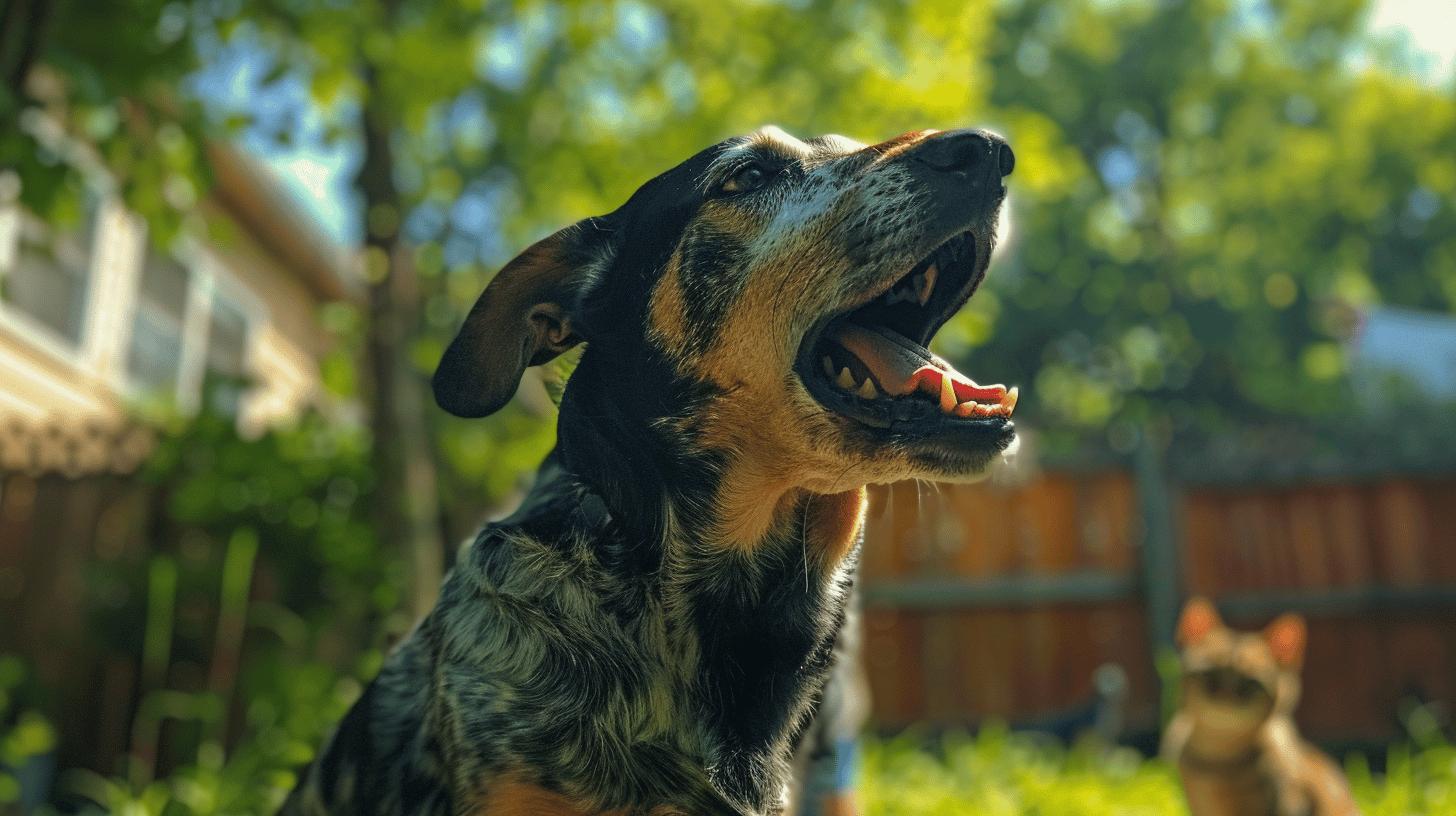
1, 0, 51, 117
356, 58, 445, 620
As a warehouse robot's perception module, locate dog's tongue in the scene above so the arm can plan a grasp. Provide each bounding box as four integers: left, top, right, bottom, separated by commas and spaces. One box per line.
829, 321, 1008, 405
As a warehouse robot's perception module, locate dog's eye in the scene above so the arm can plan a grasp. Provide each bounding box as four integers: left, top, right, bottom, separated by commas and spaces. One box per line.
720, 163, 768, 195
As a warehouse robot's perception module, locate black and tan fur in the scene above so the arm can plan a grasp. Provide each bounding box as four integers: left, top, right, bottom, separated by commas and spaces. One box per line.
1163, 598, 1359, 816
282, 126, 1015, 815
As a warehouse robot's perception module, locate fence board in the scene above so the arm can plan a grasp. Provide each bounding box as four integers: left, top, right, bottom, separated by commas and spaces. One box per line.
863, 472, 1456, 743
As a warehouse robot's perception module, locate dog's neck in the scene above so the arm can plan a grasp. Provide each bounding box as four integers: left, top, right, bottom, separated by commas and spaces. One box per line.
553, 351, 867, 563
531, 355, 862, 813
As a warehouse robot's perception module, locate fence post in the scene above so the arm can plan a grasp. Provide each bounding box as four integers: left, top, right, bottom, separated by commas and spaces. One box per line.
1135, 432, 1180, 652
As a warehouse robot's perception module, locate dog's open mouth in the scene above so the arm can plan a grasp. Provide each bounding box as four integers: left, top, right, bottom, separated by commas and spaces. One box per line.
796, 231, 1017, 438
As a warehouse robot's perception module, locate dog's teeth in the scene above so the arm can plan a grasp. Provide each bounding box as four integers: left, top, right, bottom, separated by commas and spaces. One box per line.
822, 356, 835, 378
939, 372, 956, 413
919, 264, 938, 305
954, 400, 976, 417
1002, 386, 1019, 414
836, 367, 856, 390
857, 379, 878, 399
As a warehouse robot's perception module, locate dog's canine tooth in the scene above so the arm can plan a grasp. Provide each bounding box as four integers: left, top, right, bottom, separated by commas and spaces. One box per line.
1002, 386, 1019, 414
836, 367, 856, 390
857, 378, 878, 399
822, 356, 835, 378
939, 371, 956, 412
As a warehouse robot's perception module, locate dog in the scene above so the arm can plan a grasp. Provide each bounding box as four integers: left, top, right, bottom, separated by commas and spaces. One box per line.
282, 125, 1018, 815
1162, 598, 1359, 816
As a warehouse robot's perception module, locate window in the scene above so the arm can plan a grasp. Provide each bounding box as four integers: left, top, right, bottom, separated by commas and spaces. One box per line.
126, 254, 190, 395
204, 294, 251, 415
0, 182, 98, 348
124, 248, 259, 415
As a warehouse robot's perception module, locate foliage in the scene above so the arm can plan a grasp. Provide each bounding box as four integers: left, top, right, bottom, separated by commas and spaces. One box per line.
861, 729, 1184, 816
10, 0, 1455, 474
860, 727, 1456, 816
139, 407, 401, 632
0, 655, 56, 808
5, 0, 1456, 807
187, 0, 1016, 524
970, 0, 1456, 454
34, 409, 398, 812
185, 0, 1456, 465
0, 0, 210, 243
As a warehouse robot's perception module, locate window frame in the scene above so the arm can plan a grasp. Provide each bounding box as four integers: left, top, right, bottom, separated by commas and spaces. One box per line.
0, 180, 111, 370
122, 238, 268, 415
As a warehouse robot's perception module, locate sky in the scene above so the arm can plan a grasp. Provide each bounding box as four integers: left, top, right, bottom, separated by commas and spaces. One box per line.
207, 0, 1456, 251
1366, 0, 1456, 77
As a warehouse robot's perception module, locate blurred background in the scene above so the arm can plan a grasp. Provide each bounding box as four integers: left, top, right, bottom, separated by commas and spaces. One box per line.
1, 0, 1454, 812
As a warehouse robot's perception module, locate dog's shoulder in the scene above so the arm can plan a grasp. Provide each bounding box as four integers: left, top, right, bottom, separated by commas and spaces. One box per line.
280, 634, 451, 815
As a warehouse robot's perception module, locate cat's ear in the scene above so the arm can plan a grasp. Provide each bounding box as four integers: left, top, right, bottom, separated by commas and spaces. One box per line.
1263, 614, 1307, 669
1177, 597, 1223, 646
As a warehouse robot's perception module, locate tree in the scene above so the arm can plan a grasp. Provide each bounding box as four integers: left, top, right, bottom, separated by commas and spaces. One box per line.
960, 0, 1456, 457
8, 0, 1453, 583
1, 0, 208, 240
4, 0, 1026, 612
200, 0, 1016, 597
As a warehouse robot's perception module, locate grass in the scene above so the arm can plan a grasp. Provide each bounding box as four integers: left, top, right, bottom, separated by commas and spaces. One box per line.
860, 727, 1456, 816
8, 653, 1456, 816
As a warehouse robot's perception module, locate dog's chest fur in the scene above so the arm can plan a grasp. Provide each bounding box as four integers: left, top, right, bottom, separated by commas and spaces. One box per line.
289, 469, 858, 815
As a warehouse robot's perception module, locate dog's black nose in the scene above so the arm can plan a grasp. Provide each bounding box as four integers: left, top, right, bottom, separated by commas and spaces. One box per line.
911, 129, 1014, 178
997, 140, 1015, 177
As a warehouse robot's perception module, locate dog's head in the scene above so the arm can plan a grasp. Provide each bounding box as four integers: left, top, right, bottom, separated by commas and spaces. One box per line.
436, 127, 1017, 513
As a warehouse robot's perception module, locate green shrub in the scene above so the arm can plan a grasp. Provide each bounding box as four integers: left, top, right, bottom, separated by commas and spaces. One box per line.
0, 655, 57, 809
46, 409, 400, 813
861, 728, 1185, 816
861, 727, 1456, 816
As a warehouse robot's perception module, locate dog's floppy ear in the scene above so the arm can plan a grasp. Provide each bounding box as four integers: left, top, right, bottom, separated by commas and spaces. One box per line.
433, 218, 612, 418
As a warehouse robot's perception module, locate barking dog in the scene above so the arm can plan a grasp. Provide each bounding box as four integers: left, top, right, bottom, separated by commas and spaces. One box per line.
283, 126, 1017, 815
1163, 598, 1359, 816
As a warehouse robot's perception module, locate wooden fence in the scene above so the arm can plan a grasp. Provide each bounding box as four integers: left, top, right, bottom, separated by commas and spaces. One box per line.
1182, 479, 1456, 742
858, 467, 1456, 744
0, 471, 156, 774
3, 461, 1455, 778
858, 471, 1159, 731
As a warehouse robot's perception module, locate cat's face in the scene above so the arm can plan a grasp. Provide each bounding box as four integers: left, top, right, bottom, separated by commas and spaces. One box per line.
1175, 598, 1306, 742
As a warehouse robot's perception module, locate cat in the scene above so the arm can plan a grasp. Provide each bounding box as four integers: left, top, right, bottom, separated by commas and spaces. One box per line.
1162, 597, 1359, 816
